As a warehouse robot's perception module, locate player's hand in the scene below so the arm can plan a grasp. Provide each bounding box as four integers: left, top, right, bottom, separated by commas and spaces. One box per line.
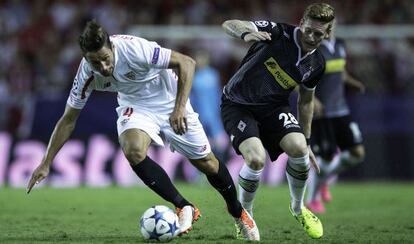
244, 31, 272, 42
308, 146, 320, 174
169, 108, 188, 135
27, 163, 50, 194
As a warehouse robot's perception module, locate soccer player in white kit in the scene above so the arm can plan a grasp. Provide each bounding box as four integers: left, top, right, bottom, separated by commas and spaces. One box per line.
26, 20, 259, 240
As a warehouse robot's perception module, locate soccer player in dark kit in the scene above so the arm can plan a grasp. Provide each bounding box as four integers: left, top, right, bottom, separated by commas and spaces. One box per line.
220, 3, 335, 239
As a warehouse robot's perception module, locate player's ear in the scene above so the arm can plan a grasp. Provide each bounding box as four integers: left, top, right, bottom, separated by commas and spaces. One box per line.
325, 22, 333, 39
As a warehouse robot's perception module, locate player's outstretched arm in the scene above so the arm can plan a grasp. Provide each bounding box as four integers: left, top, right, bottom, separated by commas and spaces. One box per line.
222, 19, 271, 42
26, 105, 81, 193
298, 86, 320, 174
167, 50, 196, 135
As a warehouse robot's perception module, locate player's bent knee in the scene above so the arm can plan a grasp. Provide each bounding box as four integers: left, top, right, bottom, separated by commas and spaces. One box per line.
285, 142, 308, 158
239, 137, 266, 170
123, 147, 147, 165
280, 133, 308, 158
244, 152, 266, 170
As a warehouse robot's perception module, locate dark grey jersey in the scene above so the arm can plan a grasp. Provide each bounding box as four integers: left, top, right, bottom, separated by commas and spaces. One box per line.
223, 21, 325, 106
316, 38, 350, 117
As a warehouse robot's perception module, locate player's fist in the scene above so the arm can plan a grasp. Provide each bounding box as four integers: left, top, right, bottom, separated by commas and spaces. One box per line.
27, 163, 50, 194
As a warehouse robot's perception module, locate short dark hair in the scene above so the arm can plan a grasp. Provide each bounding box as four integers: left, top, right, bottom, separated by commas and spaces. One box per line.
303, 3, 335, 23
78, 20, 111, 54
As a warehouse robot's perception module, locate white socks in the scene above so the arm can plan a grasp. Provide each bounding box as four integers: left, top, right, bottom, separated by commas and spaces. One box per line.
238, 164, 263, 216
286, 154, 310, 215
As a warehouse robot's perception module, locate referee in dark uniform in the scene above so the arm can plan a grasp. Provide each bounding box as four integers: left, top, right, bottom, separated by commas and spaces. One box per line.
220, 3, 335, 239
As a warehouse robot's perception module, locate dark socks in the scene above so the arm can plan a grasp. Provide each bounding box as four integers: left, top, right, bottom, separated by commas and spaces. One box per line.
131, 156, 191, 208
206, 161, 243, 218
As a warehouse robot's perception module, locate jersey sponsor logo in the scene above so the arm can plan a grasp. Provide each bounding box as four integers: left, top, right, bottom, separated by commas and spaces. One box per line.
104, 82, 111, 88
254, 20, 269, 27
264, 57, 297, 89
325, 58, 346, 73
151, 47, 160, 64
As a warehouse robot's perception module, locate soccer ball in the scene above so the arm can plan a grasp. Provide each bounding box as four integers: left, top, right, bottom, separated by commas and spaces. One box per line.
139, 205, 180, 242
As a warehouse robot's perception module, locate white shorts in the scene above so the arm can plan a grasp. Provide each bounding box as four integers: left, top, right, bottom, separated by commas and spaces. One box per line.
116, 104, 211, 159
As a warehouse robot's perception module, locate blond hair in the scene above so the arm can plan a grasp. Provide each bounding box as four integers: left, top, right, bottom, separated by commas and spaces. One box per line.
303, 3, 335, 23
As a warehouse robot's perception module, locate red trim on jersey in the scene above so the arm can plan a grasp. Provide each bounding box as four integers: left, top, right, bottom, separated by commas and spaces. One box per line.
123, 107, 134, 117
81, 75, 94, 99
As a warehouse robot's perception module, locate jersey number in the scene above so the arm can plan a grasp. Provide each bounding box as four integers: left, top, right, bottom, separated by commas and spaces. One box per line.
279, 113, 298, 126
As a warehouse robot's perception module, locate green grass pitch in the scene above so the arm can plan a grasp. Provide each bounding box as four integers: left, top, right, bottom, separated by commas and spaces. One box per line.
1, 183, 413, 243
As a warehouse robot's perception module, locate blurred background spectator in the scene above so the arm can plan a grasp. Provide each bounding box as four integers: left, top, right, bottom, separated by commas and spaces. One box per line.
190, 49, 228, 156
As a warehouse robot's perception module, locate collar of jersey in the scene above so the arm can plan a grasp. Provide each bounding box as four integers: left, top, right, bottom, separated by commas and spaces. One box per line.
293, 27, 316, 66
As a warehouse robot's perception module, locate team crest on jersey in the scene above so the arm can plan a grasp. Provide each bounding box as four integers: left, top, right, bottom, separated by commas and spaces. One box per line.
124, 71, 136, 80
264, 57, 297, 89
254, 20, 269, 27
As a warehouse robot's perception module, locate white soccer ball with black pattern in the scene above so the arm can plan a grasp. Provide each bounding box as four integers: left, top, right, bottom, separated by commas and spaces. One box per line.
139, 205, 180, 242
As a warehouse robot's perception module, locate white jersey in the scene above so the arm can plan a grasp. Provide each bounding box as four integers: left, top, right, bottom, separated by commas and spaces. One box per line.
66, 35, 211, 159
67, 34, 178, 113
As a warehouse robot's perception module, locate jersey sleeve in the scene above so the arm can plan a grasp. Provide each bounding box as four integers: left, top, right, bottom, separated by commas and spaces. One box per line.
302, 65, 326, 90
250, 20, 282, 38
125, 36, 171, 69
67, 58, 95, 109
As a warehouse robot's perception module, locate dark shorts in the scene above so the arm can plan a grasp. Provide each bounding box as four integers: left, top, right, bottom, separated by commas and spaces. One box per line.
220, 96, 303, 161
310, 115, 363, 159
